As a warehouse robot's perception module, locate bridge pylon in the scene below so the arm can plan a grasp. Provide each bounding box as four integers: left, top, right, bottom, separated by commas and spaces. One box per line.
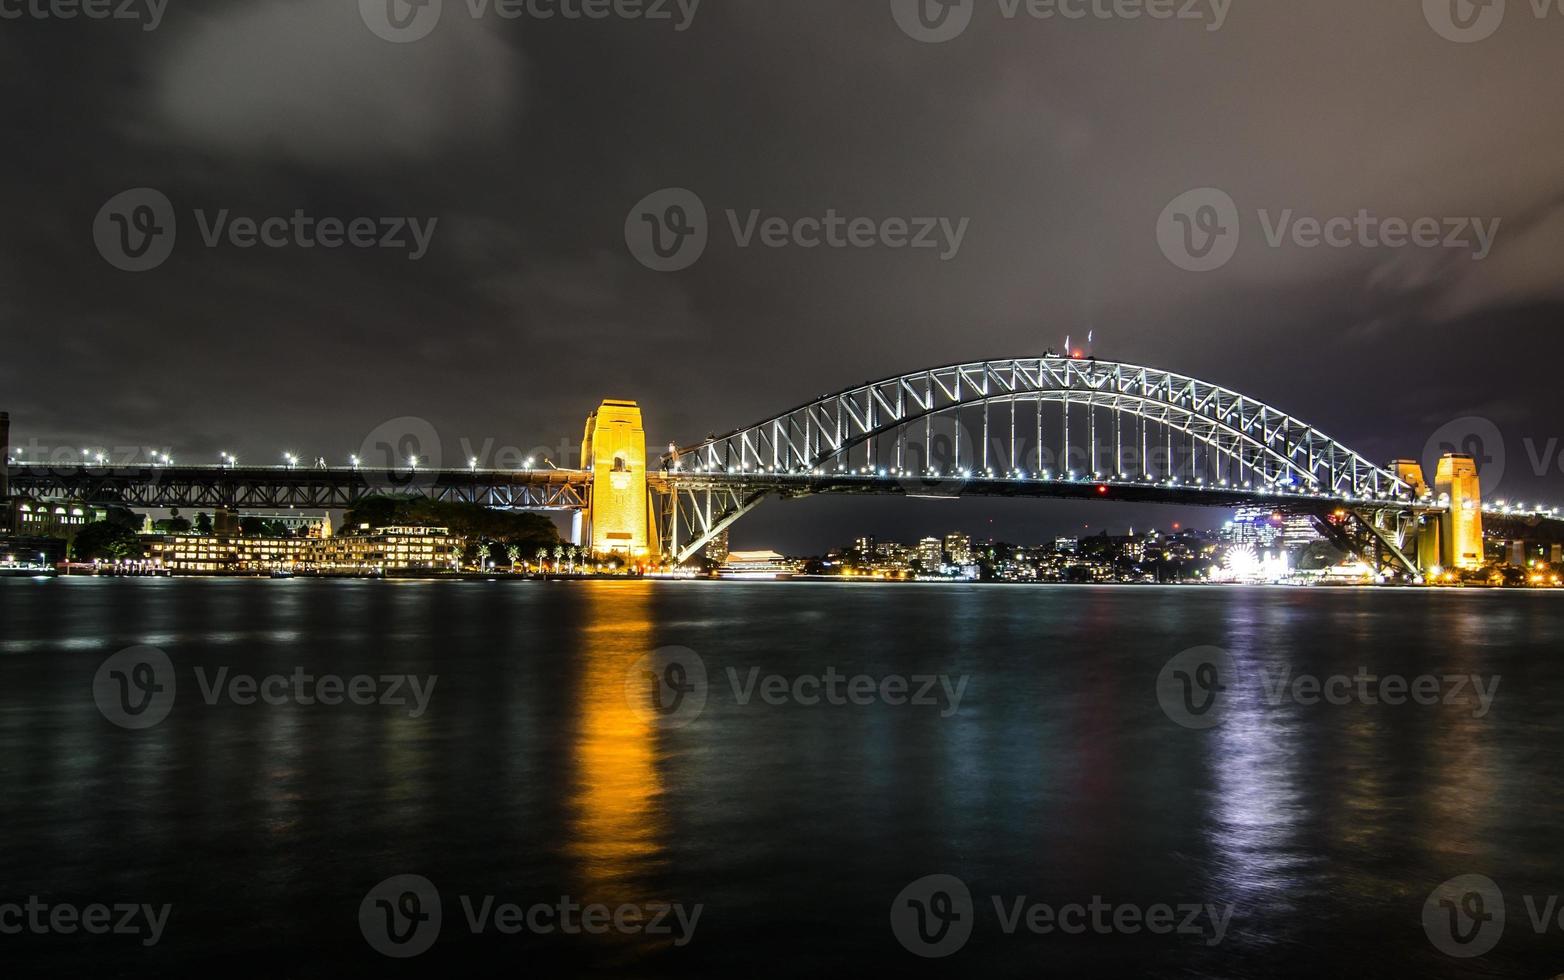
1435, 453, 1484, 570
579, 400, 655, 559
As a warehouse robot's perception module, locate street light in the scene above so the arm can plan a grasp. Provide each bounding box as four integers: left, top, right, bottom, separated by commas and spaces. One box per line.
284, 453, 298, 470
350, 455, 361, 470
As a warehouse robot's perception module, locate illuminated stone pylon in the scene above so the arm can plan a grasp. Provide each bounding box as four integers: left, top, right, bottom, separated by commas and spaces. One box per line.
580, 401, 653, 558
1435, 453, 1485, 570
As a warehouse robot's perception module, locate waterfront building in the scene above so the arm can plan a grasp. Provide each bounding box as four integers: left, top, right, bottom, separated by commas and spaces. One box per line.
145, 525, 460, 575
316, 526, 461, 573
716, 550, 800, 580
146, 534, 314, 574
8, 498, 101, 537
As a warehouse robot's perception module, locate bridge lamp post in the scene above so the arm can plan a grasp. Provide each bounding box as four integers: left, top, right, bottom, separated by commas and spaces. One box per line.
284, 453, 298, 470
350, 455, 361, 470
408, 456, 419, 472
469, 457, 480, 473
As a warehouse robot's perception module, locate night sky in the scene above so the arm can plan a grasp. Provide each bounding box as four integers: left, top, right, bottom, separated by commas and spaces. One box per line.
4, 0, 1562, 551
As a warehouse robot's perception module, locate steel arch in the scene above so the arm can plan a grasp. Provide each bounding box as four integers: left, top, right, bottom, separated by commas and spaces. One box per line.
665, 357, 1411, 499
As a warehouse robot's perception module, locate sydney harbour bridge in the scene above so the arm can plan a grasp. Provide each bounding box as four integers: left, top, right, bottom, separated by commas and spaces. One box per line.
6, 356, 1557, 580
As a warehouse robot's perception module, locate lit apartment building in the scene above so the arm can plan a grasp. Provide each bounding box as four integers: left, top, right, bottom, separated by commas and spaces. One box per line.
316, 526, 461, 573
917, 537, 944, 568
146, 526, 460, 575
943, 532, 973, 566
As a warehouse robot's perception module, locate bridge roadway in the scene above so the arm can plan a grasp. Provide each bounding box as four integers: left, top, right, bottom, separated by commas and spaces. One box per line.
18, 459, 1564, 529
5, 463, 593, 512
7, 460, 1446, 514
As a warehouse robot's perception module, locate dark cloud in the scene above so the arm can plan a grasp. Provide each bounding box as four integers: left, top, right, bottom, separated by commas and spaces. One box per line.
3, 0, 1563, 549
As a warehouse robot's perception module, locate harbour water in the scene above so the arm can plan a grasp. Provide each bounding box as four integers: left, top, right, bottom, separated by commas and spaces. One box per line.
1, 578, 1561, 977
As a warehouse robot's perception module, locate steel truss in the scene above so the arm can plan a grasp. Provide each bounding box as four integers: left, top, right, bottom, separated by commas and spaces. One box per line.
6, 465, 589, 512
1305, 505, 1422, 580
666, 358, 1411, 499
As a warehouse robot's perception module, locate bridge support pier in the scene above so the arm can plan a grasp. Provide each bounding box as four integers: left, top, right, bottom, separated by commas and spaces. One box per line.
580, 401, 654, 559
1435, 453, 1484, 570
1306, 505, 1424, 582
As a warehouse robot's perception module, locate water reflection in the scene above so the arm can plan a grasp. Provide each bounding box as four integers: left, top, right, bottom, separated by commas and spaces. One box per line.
567, 583, 668, 947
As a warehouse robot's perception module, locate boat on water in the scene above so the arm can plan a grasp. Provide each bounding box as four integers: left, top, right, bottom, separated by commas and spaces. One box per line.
716, 551, 800, 581
0, 562, 56, 578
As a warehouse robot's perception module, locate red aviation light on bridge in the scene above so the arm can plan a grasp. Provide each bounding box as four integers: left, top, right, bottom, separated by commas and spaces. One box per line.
1096, 484, 1109, 495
